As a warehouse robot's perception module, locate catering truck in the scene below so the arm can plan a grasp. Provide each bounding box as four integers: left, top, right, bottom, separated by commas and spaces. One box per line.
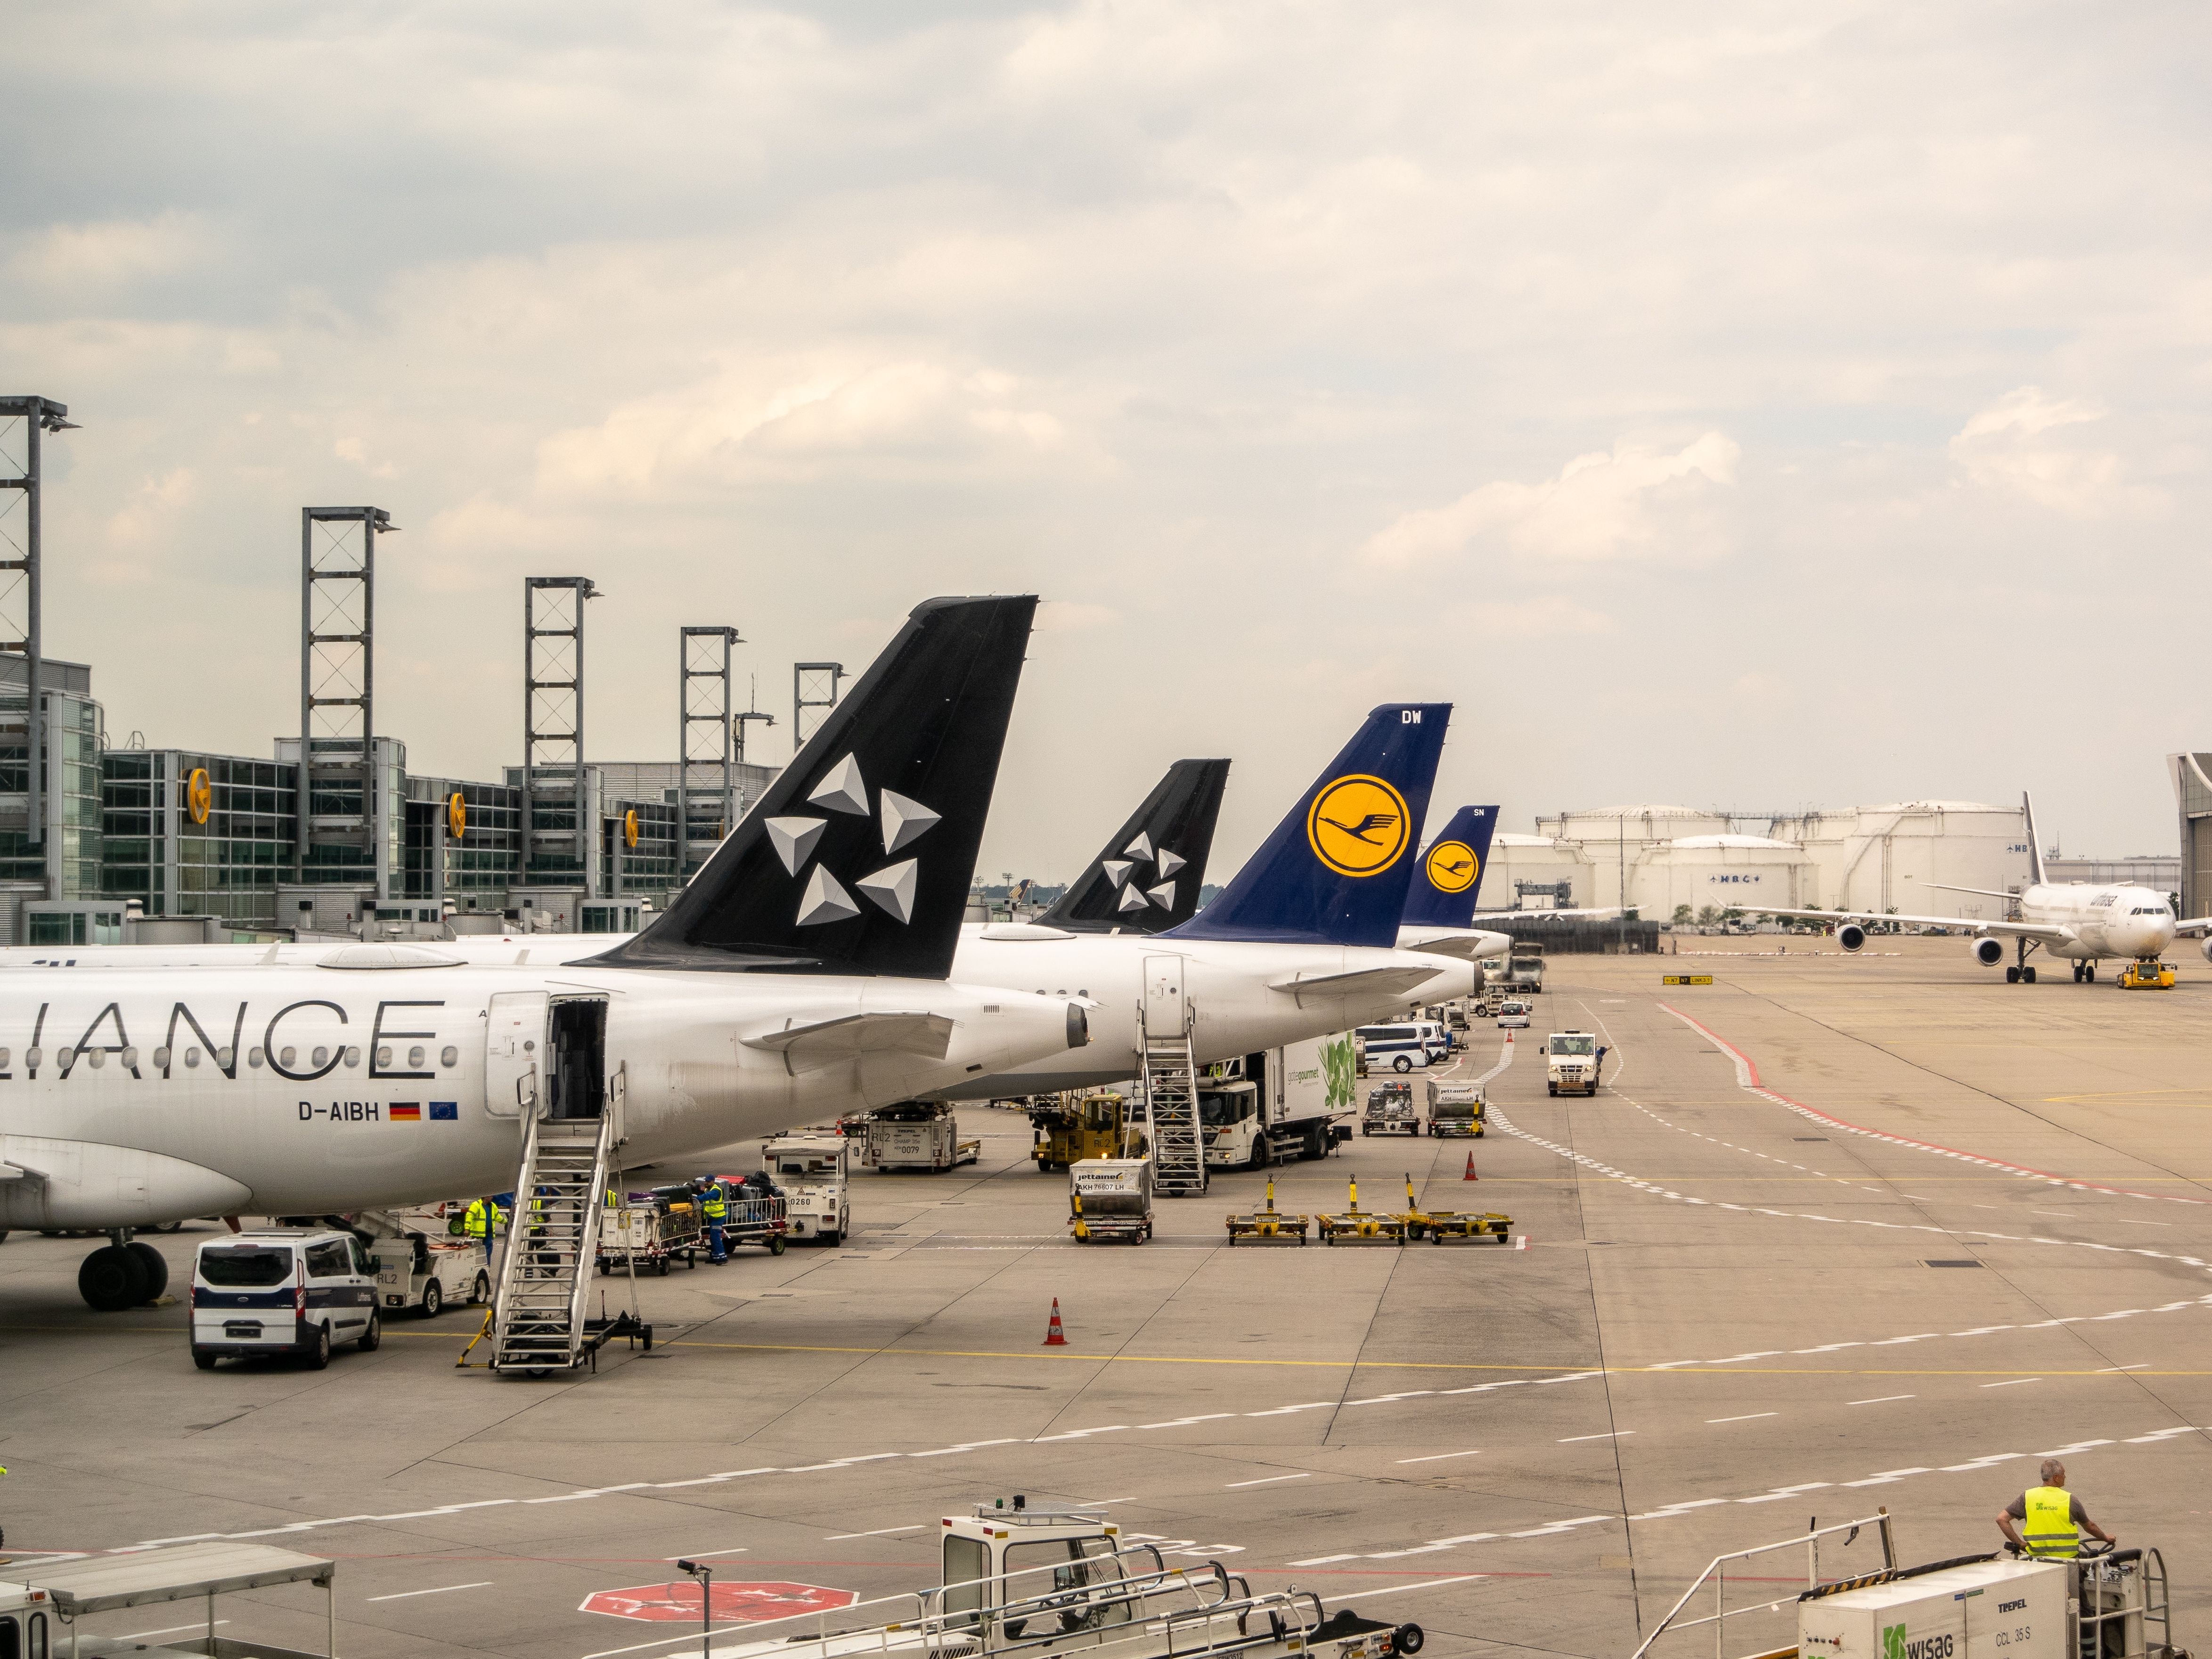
1199, 1036, 1355, 1169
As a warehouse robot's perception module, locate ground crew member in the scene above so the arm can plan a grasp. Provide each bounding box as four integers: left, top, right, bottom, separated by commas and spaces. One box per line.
464, 1196, 502, 1246
1998, 1459, 2114, 1557
702, 1180, 728, 1264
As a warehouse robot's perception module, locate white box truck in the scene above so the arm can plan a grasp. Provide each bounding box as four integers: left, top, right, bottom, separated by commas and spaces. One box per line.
1199, 1036, 1355, 1168
761, 1131, 853, 1245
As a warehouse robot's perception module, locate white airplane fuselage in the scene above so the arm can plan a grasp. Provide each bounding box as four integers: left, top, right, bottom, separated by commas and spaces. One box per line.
926, 924, 1450, 1097
0, 963, 1078, 1229
2008, 883, 2175, 962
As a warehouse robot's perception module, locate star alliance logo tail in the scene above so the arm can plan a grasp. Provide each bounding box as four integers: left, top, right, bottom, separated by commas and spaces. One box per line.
595, 595, 1037, 978
1037, 758, 1230, 933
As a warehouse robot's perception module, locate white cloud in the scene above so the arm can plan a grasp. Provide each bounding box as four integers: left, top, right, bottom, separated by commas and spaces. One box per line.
1457, 596, 1618, 637
1946, 386, 2154, 517
1364, 433, 1741, 566
3, 212, 214, 292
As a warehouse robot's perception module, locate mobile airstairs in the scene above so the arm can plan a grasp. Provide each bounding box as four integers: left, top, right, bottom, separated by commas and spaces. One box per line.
473, 1112, 651, 1376
688, 1499, 1423, 1659
1140, 954, 1206, 1197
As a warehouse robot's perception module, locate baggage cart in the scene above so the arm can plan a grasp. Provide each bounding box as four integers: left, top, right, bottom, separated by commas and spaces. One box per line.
596, 1193, 704, 1276
708, 1177, 792, 1257
1069, 1157, 1152, 1243
1361, 1080, 1425, 1136
1391, 1174, 1512, 1244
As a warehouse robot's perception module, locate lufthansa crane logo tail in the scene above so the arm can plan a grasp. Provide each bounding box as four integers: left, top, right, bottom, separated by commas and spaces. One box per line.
1306, 775, 1412, 878
1424, 839, 1478, 893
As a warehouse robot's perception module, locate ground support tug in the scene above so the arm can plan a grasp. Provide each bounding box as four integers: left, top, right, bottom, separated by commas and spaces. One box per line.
704, 1498, 1424, 1659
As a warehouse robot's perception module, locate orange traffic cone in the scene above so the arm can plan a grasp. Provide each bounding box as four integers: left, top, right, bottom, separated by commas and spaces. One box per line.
1043, 1297, 1068, 1346
1463, 1152, 1477, 1182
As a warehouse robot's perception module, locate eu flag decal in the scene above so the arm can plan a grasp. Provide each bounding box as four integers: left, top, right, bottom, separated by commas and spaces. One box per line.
428, 1101, 459, 1121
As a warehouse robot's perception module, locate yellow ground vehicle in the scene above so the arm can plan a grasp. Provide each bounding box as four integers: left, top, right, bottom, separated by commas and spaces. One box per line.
1029, 1090, 1140, 1170
2120, 959, 2176, 989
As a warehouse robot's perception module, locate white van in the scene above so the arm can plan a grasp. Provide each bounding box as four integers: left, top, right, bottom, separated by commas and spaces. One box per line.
190, 1228, 381, 1371
1355, 1022, 1435, 1073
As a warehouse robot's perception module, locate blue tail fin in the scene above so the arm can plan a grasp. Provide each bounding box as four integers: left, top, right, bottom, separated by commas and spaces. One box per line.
1401, 806, 1499, 927
1169, 704, 1451, 947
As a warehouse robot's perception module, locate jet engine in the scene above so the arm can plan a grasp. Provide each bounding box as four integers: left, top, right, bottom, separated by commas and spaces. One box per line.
1972, 937, 2006, 967
2201, 937, 2212, 964
1836, 922, 1867, 952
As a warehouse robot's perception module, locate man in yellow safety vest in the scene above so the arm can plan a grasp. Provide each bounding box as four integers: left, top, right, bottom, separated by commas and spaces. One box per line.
463, 1197, 503, 1244
702, 1182, 728, 1264
1998, 1460, 2114, 1558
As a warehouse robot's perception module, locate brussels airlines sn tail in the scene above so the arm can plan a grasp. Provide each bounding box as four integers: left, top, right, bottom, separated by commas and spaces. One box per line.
0, 597, 1090, 1308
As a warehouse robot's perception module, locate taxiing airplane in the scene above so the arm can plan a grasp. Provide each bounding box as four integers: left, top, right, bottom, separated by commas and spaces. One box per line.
928, 703, 1456, 1115
0, 597, 1090, 1308
1745, 792, 2209, 984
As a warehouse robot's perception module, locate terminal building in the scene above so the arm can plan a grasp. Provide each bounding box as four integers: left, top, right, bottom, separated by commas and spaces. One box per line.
0, 656, 780, 945
1486, 801, 2035, 921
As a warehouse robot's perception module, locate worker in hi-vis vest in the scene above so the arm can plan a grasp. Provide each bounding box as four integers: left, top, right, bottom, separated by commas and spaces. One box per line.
702, 1181, 729, 1264
1998, 1459, 2114, 1558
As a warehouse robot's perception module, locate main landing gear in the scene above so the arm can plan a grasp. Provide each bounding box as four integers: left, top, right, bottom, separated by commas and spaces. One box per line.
2072, 961, 2099, 983
2004, 936, 2039, 985
78, 1227, 168, 1311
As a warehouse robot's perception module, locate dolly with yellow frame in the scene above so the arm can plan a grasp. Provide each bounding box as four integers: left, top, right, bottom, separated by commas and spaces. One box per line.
1224, 1173, 1311, 1245
2120, 959, 2177, 990
1317, 1174, 1409, 1245
1396, 1172, 1513, 1245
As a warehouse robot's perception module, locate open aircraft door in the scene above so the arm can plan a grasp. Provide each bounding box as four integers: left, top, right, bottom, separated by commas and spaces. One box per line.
485, 990, 549, 1118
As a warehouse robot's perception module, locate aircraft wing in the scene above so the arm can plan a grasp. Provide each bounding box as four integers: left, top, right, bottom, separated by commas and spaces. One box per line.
743, 1011, 957, 1074
1741, 906, 2078, 945
1396, 926, 1512, 961
2172, 916, 2212, 936
1269, 965, 1445, 1003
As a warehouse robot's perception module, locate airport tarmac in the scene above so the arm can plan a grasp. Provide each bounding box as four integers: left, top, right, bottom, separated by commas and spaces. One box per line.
4, 936, 2211, 1659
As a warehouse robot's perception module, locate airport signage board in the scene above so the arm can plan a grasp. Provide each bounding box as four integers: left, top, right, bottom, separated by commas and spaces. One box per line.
1661, 974, 1714, 986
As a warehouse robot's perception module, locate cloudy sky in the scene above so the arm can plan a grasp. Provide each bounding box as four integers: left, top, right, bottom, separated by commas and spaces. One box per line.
6, 1, 2208, 880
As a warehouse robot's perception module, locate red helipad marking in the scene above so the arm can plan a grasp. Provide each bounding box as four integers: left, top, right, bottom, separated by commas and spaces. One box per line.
580, 1580, 860, 1623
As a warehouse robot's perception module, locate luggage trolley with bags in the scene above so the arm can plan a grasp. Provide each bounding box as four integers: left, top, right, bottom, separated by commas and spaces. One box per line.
708, 1172, 792, 1258
596, 1184, 706, 1276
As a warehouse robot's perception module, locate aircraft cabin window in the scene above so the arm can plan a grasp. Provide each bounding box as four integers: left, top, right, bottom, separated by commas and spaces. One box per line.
86, 1049, 104, 1070
441, 1046, 458, 1067
377, 1047, 392, 1067
185, 1047, 201, 1067
248, 1047, 265, 1068
56, 1047, 74, 1067
0, 1047, 9, 1069
24, 1048, 39, 1068
121, 1046, 138, 1068
408, 1046, 425, 1068
153, 1046, 170, 1068
344, 1046, 360, 1067
217, 1046, 233, 1068
273, 1046, 292, 1067
310, 1047, 328, 1069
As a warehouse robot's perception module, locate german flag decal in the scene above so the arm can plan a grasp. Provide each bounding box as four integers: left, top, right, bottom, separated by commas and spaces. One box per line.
389, 1103, 423, 1122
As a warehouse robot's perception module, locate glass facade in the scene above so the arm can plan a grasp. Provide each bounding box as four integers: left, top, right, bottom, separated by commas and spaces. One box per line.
600, 798, 679, 900
402, 776, 524, 904
104, 750, 298, 927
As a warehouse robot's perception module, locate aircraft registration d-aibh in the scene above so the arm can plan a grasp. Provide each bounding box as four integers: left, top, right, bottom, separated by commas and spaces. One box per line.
0, 596, 1089, 1309
1746, 791, 2212, 983
934, 703, 1456, 1113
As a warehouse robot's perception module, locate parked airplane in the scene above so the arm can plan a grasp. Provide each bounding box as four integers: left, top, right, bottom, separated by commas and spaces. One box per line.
922, 703, 1456, 1117
1030, 759, 1231, 934
1395, 806, 1512, 1001
0, 597, 1090, 1309
1746, 792, 2208, 984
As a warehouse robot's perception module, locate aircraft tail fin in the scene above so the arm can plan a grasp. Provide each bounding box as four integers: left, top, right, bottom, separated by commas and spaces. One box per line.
1401, 805, 1500, 928
2023, 790, 2046, 887
1037, 758, 1230, 933
596, 595, 1037, 977
1168, 703, 1451, 947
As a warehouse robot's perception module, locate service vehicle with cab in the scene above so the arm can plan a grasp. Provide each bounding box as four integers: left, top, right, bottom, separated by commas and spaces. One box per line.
1428, 1083, 1486, 1137
191, 1228, 380, 1370
762, 1131, 852, 1245
1545, 1030, 1601, 1095
1496, 1000, 1531, 1029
